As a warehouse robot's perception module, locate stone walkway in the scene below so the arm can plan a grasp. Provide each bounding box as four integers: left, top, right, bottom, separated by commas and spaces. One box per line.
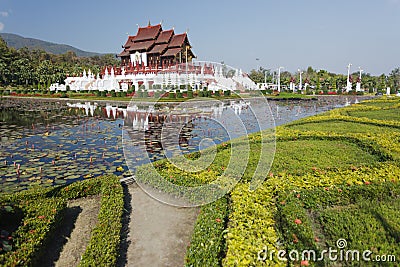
124, 183, 199, 267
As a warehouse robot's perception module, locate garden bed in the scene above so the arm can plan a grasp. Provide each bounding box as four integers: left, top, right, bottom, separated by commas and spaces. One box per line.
0, 175, 123, 267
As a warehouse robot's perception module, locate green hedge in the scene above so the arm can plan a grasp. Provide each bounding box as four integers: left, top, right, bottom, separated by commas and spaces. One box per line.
176, 90, 183, 98
0, 194, 66, 266
53, 176, 123, 266
79, 176, 124, 266
169, 92, 176, 99
276, 182, 400, 265
223, 90, 231, 97
185, 197, 229, 266
0, 175, 123, 267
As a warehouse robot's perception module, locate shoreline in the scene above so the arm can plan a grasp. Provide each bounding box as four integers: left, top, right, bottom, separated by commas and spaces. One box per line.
0, 94, 375, 106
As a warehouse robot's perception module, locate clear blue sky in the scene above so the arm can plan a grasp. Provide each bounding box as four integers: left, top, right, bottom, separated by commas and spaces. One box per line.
1, 0, 399, 75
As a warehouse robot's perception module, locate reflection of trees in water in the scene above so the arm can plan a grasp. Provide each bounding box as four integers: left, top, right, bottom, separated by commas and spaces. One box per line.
0, 99, 123, 128
0, 105, 106, 128
1, 99, 66, 127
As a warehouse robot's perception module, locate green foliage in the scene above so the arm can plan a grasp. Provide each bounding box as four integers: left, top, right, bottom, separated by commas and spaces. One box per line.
0, 203, 23, 254
276, 182, 400, 266
0, 195, 66, 266
60, 91, 68, 98
286, 118, 400, 135
223, 183, 284, 266
271, 139, 381, 176
79, 176, 123, 267
176, 89, 183, 98
185, 197, 229, 267
169, 91, 176, 99
0, 36, 118, 88
223, 90, 231, 97
0, 175, 123, 267
276, 195, 317, 254
222, 97, 400, 266
55, 178, 102, 199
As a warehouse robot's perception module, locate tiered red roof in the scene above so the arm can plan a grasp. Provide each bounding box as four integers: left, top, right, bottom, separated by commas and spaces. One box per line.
156, 29, 174, 44
134, 24, 162, 42
168, 33, 187, 48
148, 44, 168, 55
123, 36, 136, 49
163, 47, 182, 57
118, 23, 195, 67
118, 50, 129, 57
128, 40, 155, 51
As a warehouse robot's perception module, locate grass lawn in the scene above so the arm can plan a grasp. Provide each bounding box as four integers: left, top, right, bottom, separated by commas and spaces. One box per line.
347, 109, 400, 121
287, 121, 400, 135
276, 182, 400, 267
271, 139, 381, 176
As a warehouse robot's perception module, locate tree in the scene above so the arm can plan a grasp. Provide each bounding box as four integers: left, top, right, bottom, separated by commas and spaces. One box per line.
249, 69, 264, 84
378, 74, 387, 91
388, 67, 400, 92
36, 60, 56, 89
10, 58, 33, 86
332, 78, 337, 91
0, 37, 16, 85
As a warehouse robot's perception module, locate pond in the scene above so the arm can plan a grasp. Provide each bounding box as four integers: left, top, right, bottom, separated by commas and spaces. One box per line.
0, 96, 371, 193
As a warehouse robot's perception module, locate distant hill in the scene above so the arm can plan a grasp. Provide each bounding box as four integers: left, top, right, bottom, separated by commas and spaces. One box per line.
0, 33, 104, 57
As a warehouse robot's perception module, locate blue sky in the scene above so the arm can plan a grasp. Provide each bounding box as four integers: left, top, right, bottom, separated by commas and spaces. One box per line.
0, 0, 399, 75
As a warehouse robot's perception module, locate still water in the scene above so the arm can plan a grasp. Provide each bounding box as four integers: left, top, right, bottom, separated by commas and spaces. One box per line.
0, 96, 368, 193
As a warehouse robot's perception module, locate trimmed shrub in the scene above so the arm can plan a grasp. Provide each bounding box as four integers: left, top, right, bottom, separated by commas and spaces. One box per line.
0, 196, 66, 266
78, 176, 124, 267
224, 90, 231, 97
176, 89, 183, 98
185, 197, 228, 266
0, 175, 123, 267
169, 92, 176, 99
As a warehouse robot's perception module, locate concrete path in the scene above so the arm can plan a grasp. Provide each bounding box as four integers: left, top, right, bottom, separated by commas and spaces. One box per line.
125, 183, 199, 267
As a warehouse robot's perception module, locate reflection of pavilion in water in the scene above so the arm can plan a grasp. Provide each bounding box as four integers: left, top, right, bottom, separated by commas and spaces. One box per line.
65, 101, 252, 157
66, 101, 251, 121
122, 101, 251, 157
